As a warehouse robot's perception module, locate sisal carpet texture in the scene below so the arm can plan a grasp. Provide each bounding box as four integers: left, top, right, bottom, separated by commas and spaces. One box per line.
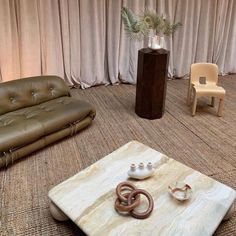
0, 76, 235, 235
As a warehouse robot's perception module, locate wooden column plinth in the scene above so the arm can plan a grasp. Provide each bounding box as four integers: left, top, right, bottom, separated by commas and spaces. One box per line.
135, 48, 169, 119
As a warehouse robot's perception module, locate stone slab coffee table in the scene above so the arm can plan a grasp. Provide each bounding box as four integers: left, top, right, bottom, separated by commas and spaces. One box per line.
48, 141, 235, 236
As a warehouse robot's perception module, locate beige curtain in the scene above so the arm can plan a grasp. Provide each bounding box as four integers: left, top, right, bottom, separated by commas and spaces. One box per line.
0, 0, 235, 86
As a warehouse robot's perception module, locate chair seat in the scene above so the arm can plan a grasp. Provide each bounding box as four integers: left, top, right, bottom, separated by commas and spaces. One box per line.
0, 97, 94, 152
193, 84, 225, 96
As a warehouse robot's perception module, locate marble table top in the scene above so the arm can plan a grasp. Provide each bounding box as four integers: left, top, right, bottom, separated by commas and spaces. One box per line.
49, 141, 235, 236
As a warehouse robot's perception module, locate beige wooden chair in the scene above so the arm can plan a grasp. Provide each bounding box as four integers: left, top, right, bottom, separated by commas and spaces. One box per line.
187, 63, 225, 116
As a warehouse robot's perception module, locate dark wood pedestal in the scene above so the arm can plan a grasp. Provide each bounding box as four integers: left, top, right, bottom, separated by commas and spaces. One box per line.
135, 48, 169, 119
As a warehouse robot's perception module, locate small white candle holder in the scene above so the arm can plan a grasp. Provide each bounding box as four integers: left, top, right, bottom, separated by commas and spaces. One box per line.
128, 162, 155, 180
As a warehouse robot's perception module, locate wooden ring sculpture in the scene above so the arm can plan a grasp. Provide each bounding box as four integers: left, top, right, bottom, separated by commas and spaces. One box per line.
128, 189, 154, 219
116, 181, 138, 203
114, 181, 154, 219
115, 192, 141, 212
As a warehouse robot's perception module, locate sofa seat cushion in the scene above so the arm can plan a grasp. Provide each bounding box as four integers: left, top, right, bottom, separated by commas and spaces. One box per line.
0, 97, 95, 152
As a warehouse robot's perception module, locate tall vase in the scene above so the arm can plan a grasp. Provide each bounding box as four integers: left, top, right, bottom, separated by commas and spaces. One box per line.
148, 35, 164, 50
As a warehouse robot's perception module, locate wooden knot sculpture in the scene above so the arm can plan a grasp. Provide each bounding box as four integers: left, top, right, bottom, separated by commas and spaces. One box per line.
114, 181, 154, 219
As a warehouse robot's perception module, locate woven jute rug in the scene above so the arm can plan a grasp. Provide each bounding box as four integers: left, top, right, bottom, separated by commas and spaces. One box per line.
0, 76, 235, 235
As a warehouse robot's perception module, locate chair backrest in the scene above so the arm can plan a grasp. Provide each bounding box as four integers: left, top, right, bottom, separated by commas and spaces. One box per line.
190, 63, 219, 85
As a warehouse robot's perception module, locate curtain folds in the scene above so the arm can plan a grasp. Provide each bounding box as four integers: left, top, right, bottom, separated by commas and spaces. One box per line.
0, 0, 235, 86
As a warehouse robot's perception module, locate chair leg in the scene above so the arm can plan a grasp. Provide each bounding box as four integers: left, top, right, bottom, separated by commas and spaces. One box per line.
187, 85, 192, 106
217, 98, 224, 116
192, 92, 197, 116
211, 97, 215, 107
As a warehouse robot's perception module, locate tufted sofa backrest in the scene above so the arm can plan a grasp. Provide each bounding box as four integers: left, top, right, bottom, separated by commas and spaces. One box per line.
0, 75, 70, 115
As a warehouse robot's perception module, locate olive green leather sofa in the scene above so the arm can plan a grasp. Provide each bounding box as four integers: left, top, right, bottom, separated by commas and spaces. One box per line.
0, 76, 96, 168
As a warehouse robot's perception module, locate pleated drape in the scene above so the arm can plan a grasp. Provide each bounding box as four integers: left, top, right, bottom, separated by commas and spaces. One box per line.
0, 0, 235, 87
0, 0, 20, 81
